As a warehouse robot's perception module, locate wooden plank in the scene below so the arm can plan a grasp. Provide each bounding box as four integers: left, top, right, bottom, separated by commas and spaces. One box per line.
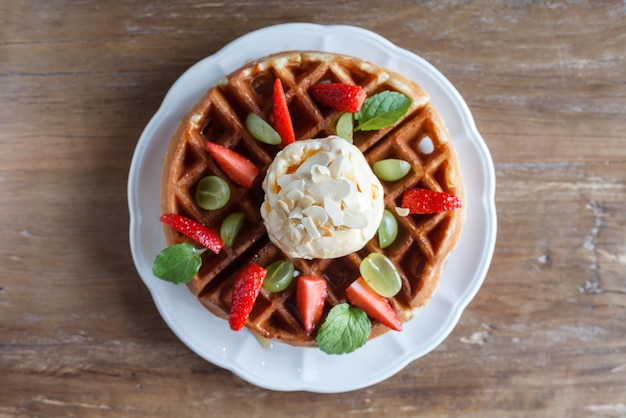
1, 1, 625, 416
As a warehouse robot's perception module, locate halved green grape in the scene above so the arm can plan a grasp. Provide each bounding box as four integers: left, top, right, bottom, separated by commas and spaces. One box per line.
377, 209, 398, 249
372, 159, 411, 182
195, 176, 230, 210
359, 252, 402, 298
335, 112, 354, 143
220, 212, 245, 246
245, 113, 282, 145
263, 259, 295, 293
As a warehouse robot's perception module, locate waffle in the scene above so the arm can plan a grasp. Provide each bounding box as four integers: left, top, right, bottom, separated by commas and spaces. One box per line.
160, 51, 465, 346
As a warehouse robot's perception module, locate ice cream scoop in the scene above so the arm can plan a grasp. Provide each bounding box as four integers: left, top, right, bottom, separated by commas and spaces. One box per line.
261, 136, 384, 259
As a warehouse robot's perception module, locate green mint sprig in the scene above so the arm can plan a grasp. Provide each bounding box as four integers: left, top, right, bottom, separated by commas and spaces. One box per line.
354, 91, 412, 131
316, 303, 371, 354
152, 243, 206, 284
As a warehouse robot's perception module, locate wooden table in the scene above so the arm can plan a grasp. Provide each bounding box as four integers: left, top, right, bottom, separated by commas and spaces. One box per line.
2, 1, 625, 416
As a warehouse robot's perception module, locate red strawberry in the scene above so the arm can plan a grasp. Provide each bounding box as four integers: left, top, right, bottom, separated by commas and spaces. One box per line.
309, 83, 367, 113
400, 188, 462, 214
206, 141, 259, 188
297, 275, 327, 334
229, 263, 267, 331
159, 213, 223, 254
272, 78, 295, 146
345, 277, 402, 331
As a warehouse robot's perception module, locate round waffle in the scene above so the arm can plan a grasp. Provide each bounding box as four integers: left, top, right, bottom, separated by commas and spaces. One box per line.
160, 51, 465, 347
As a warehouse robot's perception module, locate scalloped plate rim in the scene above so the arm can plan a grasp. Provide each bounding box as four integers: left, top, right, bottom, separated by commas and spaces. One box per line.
128, 23, 496, 393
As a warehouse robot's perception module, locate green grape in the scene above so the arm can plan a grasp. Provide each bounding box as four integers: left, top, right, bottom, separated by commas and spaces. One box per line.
263, 260, 295, 293
195, 176, 230, 210
246, 113, 282, 145
359, 253, 402, 298
220, 212, 245, 246
372, 159, 411, 181
335, 112, 354, 143
378, 209, 398, 249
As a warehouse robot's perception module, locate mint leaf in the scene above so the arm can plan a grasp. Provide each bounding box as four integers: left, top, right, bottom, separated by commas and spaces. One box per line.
152, 243, 205, 284
316, 303, 371, 354
354, 91, 412, 131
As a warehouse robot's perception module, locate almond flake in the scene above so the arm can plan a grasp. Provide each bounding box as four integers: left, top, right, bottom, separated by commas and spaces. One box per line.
395, 206, 410, 217
418, 135, 434, 154
302, 216, 321, 239
295, 151, 332, 177
298, 195, 315, 209
286, 189, 304, 203
311, 165, 332, 183
328, 154, 348, 178
302, 205, 328, 224
324, 197, 344, 226
289, 207, 303, 219
277, 200, 291, 216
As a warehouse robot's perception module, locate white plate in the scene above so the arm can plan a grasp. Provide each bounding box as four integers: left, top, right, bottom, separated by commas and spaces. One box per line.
128, 23, 496, 393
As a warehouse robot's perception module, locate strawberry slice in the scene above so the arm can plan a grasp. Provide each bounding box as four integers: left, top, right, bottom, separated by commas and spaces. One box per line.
229, 263, 267, 331
345, 277, 402, 331
160, 213, 223, 254
272, 78, 295, 146
296, 275, 328, 334
400, 188, 462, 214
206, 141, 259, 188
309, 83, 367, 113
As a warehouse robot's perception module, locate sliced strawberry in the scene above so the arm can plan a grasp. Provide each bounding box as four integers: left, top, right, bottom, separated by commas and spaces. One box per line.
229, 263, 267, 331
309, 83, 367, 113
400, 188, 462, 214
272, 78, 295, 146
205, 141, 259, 188
296, 275, 328, 334
160, 213, 223, 254
345, 277, 402, 331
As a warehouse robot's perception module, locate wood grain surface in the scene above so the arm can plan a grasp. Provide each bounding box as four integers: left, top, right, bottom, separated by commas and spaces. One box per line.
1, 1, 625, 417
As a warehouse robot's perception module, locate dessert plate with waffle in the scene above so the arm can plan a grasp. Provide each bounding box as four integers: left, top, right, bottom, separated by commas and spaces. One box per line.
128, 23, 496, 392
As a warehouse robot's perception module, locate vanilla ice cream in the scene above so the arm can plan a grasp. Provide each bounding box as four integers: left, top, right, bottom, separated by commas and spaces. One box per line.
261, 136, 385, 259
